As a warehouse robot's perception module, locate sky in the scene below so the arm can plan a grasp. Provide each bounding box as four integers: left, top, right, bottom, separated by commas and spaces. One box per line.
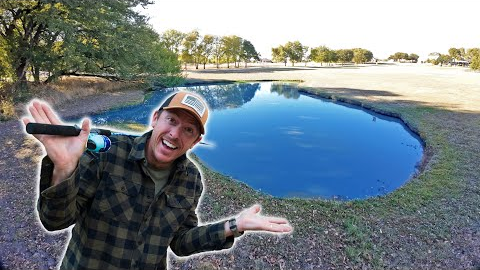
136, 0, 479, 60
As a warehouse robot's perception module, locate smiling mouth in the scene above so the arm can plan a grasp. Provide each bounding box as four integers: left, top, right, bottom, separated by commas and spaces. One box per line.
162, 139, 178, 150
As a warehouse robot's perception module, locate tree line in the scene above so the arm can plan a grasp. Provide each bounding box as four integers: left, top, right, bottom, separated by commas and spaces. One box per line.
387, 48, 480, 69
427, 47, 480, 69
159, 29, 260, 69
272, 42, 374, 66
388, 52, 419, 63
163, 34, 376, 68
0, 0, 183, 90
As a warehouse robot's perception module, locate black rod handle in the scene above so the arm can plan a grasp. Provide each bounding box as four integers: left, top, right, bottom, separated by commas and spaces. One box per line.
26, 123, 81, 136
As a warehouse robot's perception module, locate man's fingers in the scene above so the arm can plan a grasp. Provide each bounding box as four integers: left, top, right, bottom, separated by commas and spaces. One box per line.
22, 118, 42, 140
266, 216, 289, 224
42, 102, 62, 125
29, 102, 44, 123
79, 118, 91, 138
264, 222, 293, 233
33, 101, 50, 123
22, 117, 30, 127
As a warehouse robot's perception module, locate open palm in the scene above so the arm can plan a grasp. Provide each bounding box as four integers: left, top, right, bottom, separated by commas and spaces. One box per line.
22, 101, 90, 184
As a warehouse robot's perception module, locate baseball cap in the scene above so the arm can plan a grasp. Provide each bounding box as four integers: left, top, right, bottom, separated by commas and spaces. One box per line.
159, 91, 209, 134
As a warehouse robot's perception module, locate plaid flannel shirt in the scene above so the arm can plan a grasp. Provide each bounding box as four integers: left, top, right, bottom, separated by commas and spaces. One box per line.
37, 131, 234, 270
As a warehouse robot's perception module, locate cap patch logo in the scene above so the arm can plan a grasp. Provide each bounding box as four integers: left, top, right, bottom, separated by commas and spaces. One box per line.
181, 94, 206, 117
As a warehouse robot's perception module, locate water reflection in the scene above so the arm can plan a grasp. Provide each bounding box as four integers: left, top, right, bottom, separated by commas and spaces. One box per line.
186, 83, 259, 110
89, 83, 260, 125
270, 83, 300, 99
88, 82, 423, 200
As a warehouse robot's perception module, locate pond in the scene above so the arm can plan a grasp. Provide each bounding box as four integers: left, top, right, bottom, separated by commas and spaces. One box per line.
89, 82, 424, 200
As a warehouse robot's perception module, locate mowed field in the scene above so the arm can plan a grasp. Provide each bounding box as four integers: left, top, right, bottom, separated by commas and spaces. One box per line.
186, 63, 480, 112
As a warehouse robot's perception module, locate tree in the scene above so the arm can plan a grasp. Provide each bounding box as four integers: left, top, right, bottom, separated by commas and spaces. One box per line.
240, 39, 260, 67
1, 0, 155, 85
308, 47, 318, 65
352, 48, 373, 64
284, 41, 304, 66
0, 37, 12, 79
468, 48, 480, 70
231, 35, 243, 68
272, 45, 287, 66
211, 35, 224, 68
448, 48, 465, 61
221, 35, 242, 68
160, 29, 185, 55
408, 53, 419, 63
1, 0, 183, 91
436, 54, 451, 66
181, 30, 200, 69
311, 45, 334, 66
336, 49, 354, 65
301, 45, 309, 66
388, 52, 409, 62
198, 34, 215, 69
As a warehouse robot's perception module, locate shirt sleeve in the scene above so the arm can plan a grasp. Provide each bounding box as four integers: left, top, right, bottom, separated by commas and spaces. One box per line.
37, 153, 101, 231
169, 215, 235, 256
169, 172, 235, 256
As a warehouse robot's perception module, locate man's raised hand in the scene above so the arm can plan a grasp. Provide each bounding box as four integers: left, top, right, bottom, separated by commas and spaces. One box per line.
22, 101, 90, 185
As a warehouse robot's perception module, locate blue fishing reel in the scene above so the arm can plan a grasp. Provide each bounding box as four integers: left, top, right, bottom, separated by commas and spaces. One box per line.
87, 134, 112, 152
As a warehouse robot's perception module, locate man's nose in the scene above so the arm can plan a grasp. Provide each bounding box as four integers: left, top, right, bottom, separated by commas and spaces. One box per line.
169, 125, 181, 138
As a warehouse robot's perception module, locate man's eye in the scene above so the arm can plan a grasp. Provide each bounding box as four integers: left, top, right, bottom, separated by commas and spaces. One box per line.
184, 127, 194, 134
166, 117, 175, 124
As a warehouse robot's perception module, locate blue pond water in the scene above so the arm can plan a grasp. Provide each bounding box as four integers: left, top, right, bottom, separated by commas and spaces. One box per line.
88, 82, 423, 200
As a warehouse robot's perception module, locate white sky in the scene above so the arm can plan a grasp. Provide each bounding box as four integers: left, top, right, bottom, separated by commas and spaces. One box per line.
136, 0, 479, 60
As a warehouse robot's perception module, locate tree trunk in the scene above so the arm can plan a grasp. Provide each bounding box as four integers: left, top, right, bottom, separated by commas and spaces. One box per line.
44, 71, 64, 83
33, 65, 40, 83
15, 57, 29, 84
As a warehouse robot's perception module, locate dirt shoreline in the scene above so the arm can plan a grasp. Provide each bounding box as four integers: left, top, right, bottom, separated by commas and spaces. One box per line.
1, 63, 479, 269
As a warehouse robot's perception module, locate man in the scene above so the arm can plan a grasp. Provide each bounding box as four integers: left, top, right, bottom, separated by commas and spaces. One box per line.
23, 91, 292, 269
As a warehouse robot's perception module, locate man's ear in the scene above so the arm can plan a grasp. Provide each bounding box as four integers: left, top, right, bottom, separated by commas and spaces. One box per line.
152, 111, 160, 128
191, 135, 202, 149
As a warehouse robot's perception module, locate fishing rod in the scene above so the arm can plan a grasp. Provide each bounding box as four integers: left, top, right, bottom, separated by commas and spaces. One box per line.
26, 123, 117, 152
26, 123, 212, 153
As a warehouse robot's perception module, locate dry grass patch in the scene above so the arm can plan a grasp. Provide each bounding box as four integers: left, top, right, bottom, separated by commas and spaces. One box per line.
0, 76, 144, 121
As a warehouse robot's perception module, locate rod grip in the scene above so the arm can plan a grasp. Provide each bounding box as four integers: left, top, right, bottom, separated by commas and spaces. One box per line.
26, 123, 81, 136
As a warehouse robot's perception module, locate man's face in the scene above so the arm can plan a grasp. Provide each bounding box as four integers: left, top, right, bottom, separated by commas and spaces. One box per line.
146, 109, 202, 169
